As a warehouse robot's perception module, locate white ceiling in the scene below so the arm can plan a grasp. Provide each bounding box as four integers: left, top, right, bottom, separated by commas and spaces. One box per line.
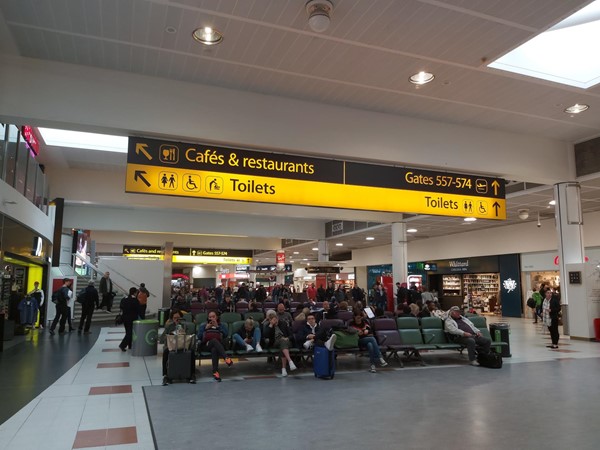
2, 0, 600, 262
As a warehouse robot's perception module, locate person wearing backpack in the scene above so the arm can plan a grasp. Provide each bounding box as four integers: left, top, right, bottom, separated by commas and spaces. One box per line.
137, 283, 150, 319
49, 278, 72, 335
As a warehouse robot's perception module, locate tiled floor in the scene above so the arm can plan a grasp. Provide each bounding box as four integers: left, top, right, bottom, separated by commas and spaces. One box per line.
0, 317, 599, 449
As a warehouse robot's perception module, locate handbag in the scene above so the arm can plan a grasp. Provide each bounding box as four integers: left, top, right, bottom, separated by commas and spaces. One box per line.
115, 314, 123, 325
166, 334, 196, 351
333, 330, 359, 348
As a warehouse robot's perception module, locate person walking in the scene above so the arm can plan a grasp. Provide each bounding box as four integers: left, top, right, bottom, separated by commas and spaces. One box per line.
531, 288, 543, 323
119, 287, 140, 351
99, 271, 114, 312
78, 281, 99, 334
49, 278, 72, 335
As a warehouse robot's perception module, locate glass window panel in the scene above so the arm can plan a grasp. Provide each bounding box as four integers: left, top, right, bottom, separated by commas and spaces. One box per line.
15, 136, 28, 195
0, 124, 6, 178
34, 165, 45, 210
4, 125, 18, 187
25, 150, 37, 202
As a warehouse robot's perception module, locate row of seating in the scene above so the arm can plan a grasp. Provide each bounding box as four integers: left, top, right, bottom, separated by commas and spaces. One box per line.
188, 301, 310, 314
170, 314, 507, 369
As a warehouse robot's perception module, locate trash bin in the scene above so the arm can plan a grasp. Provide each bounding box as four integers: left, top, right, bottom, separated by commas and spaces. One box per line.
489, 322, 511, 357
594, 318, 600, 342
131, 319, 159, 357
158, 308, 170, 327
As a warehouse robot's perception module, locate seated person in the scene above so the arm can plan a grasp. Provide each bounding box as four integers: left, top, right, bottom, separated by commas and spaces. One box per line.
197, 311, 233, 381
219, 294, 235, 313
317, 300, 338, 321
276, 303, 293, 328
409, 303, 421, 318
232, 318, 263, 352
348, 313, 387, 373
396, 304, 412, 317
262, 310, 297, 377
248, 301, 260, 312
444, 306, 491, 366
158, 310, 196, 385
294, 306, 310, 322
171, 294, 190, 313
300, 313, 320, 350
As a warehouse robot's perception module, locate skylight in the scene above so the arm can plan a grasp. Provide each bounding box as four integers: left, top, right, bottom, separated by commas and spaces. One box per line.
488, 0, 600, 89
38, 128, 128, 153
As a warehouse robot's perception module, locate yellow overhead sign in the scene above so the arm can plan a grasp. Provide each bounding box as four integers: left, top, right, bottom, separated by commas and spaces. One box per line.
126, 137, 506, 219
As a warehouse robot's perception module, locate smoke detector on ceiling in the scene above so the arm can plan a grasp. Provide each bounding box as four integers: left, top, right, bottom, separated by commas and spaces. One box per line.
306, 0, 334, 33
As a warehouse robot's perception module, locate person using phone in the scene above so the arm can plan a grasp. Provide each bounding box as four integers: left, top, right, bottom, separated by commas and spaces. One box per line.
197, 311, 232, 381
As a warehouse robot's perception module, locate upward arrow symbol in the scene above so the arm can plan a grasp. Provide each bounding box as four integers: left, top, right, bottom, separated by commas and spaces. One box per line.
491, 180, 500, 196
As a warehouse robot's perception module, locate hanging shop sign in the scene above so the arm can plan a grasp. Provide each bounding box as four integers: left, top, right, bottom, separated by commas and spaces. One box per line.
126, 137, 506, 219
122, 245, 252, 264
306, 266, 342, 274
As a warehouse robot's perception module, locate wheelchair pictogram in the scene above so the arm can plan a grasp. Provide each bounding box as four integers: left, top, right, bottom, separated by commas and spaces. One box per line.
183, 174, 201, 192
478, 200, 488, 215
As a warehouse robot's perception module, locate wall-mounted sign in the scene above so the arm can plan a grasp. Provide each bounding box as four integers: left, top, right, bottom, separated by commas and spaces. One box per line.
306, 266, 342, 274
21, 126, 40, 155
126, 137, 506, 219
254, 264, 293, 272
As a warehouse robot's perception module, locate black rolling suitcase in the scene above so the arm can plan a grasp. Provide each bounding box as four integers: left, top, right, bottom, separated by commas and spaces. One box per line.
477, 350, 503, 368
167, 350, 193, 381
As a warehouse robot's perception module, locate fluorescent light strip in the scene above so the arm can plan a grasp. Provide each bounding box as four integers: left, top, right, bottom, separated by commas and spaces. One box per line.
38, 127, 128, 153
130, 230, 249, 238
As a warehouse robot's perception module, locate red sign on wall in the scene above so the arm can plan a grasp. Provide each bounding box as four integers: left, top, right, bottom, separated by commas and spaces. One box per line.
21, 126, 40, 155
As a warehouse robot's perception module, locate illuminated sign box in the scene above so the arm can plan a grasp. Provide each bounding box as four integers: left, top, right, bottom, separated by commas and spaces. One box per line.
126, 137, 506, 219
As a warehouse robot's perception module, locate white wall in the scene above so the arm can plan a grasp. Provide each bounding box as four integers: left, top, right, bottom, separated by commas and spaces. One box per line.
96, 258, 164, 314
0, 55, 572, 184
349, 210, 600, 266
0, 179, 54, 242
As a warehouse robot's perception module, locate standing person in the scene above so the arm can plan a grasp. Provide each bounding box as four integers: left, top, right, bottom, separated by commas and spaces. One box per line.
49, 278, 72, 335
543, 289, 561, 349
28, 281, 45, 329
137, 283, 150, 319
373, 282, 387, 311
99, 271, 114, 312
306, 283, 317, 303
78, 281, 98, 334
531, 288, 543, 323
119, 287, 140, 351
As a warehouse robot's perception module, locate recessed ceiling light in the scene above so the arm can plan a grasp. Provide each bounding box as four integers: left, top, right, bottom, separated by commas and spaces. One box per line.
564, 103, 589, 114
409, 71, 435, 85
366, 237, 375, 241
293, 251, 299, 255
303, 258, 308, 261
406, 228, 418, 233
464, 217, 477, 222
192, 26, 223, 46
335, 243, 343, 246
165, 26, 177, 34
312, 247, 319, 251
290, 260, 294, 263
549, 200, 556, 205
307, 262, 311, 266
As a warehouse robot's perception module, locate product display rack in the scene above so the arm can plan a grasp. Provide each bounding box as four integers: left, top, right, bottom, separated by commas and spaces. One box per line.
442, 275, 462, 296
463, 273, 500, 296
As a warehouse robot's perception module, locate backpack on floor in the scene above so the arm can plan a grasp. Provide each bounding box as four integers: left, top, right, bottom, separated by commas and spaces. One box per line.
477, 351, 503, 368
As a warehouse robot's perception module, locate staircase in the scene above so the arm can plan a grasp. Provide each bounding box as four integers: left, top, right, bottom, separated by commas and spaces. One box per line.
72, 273, 123, 325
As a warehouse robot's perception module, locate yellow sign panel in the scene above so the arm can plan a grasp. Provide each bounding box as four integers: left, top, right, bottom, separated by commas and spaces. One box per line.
126, 164, 505, 219
172, 254, 253, 264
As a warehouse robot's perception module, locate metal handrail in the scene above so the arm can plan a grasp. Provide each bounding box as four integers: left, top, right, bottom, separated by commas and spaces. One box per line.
74, 252, 156, 297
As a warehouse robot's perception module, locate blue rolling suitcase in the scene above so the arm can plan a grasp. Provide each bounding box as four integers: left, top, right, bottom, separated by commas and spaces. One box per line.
313, 346, 335, 379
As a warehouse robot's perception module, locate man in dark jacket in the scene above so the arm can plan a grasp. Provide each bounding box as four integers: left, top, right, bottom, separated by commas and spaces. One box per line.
49, 278, 72, 335
78, 280, 99, 334
119, 287, 140, 351
99, 271, 114, 311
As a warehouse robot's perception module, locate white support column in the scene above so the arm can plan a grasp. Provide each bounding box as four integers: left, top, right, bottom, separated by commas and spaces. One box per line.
318, 240, 329, 262
163, 242, 173, 308
554, 182, 585, 336
391, 222, 408, 311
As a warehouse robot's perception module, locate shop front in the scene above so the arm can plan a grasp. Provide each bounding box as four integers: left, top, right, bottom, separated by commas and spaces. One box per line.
426, 254, 522, 317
